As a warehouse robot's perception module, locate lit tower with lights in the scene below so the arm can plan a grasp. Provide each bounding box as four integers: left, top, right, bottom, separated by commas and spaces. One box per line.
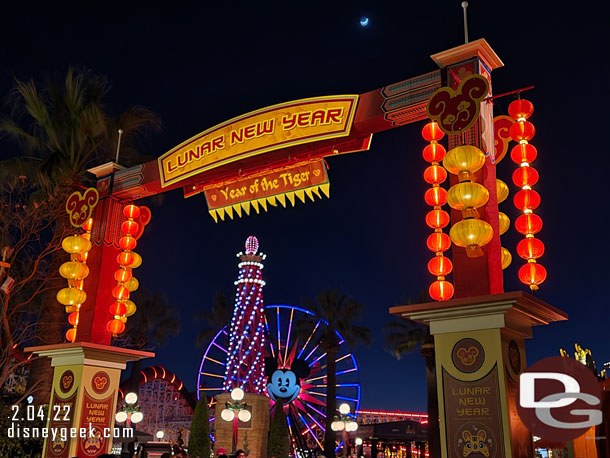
223, 236, 267, 394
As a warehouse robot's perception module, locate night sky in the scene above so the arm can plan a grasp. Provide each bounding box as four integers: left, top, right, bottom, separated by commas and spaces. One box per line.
2, 1, 608, 412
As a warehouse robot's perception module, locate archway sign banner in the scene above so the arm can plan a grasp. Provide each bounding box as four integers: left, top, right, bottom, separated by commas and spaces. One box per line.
158, 95, 359, 188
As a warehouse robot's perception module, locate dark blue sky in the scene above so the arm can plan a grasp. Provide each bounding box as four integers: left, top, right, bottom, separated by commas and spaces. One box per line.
2, 1, 608, 412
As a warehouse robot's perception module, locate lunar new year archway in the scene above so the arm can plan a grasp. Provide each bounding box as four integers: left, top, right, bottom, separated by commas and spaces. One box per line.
27, 38, 568, 458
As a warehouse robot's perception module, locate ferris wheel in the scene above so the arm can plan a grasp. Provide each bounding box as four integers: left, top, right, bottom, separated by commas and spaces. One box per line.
197, 304, 361, 451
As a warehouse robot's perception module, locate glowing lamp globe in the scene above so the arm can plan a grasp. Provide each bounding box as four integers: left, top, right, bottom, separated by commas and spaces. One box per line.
424, 187, 447, 206
427, 256, 452, 277
429, 280, 454, 301
422, 143, 446, 162
425, 209, 450, 229
508, 99, 534, 120
57, 287, 87, 306
130, 411, 144, 424
59, 261, 90, 280
515, 213, 543, 235
125, 392, 138, 405
231, 387, 245, 401
123, 204, 140, 219
238, 409, 252, 422
498, 212, 510, 235
514, 189, 541, 211
62, 235, 91, 254
339, 403, 350, 415
221, 409, 235, 422
501, 247, 512, 270
447, 182, 489, 211
510, 121, 535, 142
245, 236, 259, 255
115, 411, 128, 423
421, 121, 444, 142
449, 219, 494, 258
443, 145, 486, 181
426, 232, 451, 253
512, 166, 539, 188
510, 143, 537, 164
347, 421, 359, 432
331, 420, 345, 431
519, 263, 547, 290
496, 179, 509, 204
355, 438, 363, 446
423, 165, 447, 185
65, 328, 76, 342
517, 238, 545, 260
156, 431, 165, 439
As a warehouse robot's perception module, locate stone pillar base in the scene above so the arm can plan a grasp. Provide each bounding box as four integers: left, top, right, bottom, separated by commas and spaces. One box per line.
390, 291, 567, 458
26, 342, 153, 457
214, 393, 270, 458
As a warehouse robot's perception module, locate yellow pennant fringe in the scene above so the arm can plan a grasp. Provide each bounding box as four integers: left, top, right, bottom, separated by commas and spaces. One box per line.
208, 184, 330, 222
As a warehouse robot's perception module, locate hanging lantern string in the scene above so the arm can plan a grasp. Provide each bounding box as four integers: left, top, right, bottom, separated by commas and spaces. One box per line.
422, 121, 454, 302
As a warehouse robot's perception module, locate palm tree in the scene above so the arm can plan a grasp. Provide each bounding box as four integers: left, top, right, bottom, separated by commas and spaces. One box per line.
194, 290, 232, 348
384, 314, 440, 458
298, 288, 372, 458
0, 67, 161, 403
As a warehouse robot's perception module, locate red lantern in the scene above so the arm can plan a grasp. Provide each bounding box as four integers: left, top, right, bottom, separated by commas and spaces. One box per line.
429, 280, 454, 301
119, 236, 137, 251
508, 99, 534, 120
123, 204, 140, 219
428, 256, 453, 276
117, 252, 134, 267
421, 122, 444, 142
114, 268, 133, 283
425, 209, 450, 229
112, 285, 130, 300
515, 213, 543, 235
82, 218, 94, 232
109, 301, 127, 316
121, 220, 140, 236
426, 232, 451, 253
510, 143, 537, 164
510, 121, 536, 142
514, 189, 541, 211
424, 187, 447, 206
422, 143, 446, 163
512, 166, 539, 188
423, 165, 447, 185
518, 263, 547, 289
517, 238, 545, 260
66, 328, 77, 342
107, 319, 126, 335
68, 312, 79, 326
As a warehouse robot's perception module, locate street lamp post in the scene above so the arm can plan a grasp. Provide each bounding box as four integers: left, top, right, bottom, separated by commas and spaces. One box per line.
220, 388, 251, 455
115, 392, 144, 457
331, 403, 358, 456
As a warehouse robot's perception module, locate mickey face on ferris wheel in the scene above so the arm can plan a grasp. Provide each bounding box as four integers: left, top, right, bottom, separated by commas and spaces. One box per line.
265, 357, 310, 404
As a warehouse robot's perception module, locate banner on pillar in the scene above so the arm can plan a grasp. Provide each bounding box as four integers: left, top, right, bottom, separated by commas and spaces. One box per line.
203, 159, 330, 222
